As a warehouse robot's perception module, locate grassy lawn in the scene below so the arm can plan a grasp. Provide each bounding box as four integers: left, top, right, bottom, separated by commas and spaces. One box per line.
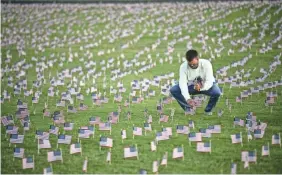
1, 2, 282, 174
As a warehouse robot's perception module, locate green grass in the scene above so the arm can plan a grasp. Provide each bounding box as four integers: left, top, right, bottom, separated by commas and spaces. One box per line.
1, 2, 282, 174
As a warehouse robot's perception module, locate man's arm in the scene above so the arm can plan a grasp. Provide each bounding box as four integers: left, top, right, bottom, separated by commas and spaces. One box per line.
200, 61, 214, 91
179, 64, 191, 100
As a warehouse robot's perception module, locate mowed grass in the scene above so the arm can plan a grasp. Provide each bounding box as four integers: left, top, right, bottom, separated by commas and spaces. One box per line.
1, 2, 282, 174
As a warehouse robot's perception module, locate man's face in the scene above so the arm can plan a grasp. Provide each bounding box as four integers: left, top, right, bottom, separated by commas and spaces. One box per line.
188, 57, 199, 69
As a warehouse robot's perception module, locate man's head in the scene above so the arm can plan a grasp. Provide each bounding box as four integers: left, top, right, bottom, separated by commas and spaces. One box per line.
186, 50, 199, 69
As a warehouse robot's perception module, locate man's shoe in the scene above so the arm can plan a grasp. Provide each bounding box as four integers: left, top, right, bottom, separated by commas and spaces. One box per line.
205, 111, 213, 116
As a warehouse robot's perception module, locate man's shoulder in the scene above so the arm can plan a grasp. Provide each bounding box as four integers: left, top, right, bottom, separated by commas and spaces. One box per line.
199, 59, 212, 66
180, 61, 187, 69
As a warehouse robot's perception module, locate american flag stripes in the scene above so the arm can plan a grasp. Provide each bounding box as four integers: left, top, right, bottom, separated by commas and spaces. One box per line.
14, 147, 24, 158
47, 150, 63, 162
10, 134, 24, 144
99, 122, 111, 131
35, 130, 50, 140
133, 126, 142, 136
6, 125, 18, 134
152, 160, 158, 173
176, 125, 189, 135
38, 139, 51, 149
262, 144, 270, 156
272, 133, 281, 146
89, 116, 101, 125
124, 145, 138, 159
172, 146, 184, 159
188, 132, 202, 142
82, 158, 88, 172
230, 163, 237, 174
156, 131, 170, 141
241, 150, 257, 163
197, 141, 211, 153
160, 152, 168, 166
49, 125, 59, 135
231, 133, 243, 144
57, 134, 72, 145
43, 166, 53, 174
70, 143, 82, 154
100, 136, 113, 148
22, 156, 34, 169
254, 129, 264, 139
1, 115, 14, 126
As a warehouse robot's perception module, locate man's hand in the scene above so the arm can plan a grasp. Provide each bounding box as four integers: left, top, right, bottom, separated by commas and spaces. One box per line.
194, 83, 201, 91
187, 99, 195, 107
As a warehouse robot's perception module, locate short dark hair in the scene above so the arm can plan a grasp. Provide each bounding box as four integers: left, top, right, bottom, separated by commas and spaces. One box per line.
186, 50, 198, 62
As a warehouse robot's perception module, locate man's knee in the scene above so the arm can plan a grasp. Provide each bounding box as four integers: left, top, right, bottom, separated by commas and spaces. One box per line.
210, 85, 221, 97
170, 85, 180, 95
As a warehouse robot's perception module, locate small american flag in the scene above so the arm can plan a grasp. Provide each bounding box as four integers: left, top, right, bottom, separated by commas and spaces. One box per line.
230, 163, 237, 174
22, 156, 34, 169
236, 96, 241, 103
247, 131, 253, 141
121, 129, 127, 139
160, 152, 168, 166
108, 115, 118, 124
78, 129, 90, 139
124, 145, 138, 159
114, 94, 122, 102
207, 125, 221, 134
162, 127, 172, 136
93, 99, 101, 106
217, 109, 223, 117
147, 115, 152, 123
64, 122, 74, 131
188, 132, 202, 142
139, 169, 147, 174
151, 141, 157, 151
49, 125, 59, 135
57, 134, 72, 144
144, 123, 152, 131
79, 103, 88, 110
124, 99, 130, 107
199, 128, 211, 138
159, 114, 169, 123
161, 89, 169, 96
152, 161, 158, 173
89, 116, 101, 125
188, 120, 195, 129
197, 141, 211, 153
254, 129, 264, 139
43, 166, 53, 174
106, 151, 111, 163
67, 106, 77, 113
100, 96, 109, 104
156, 131, 169, 141
265, 97, 275, 105
241, 150, 256, 163
14, 147, 24, 158
157, 104, 163, 114
100, 136, 113, 148
185, 107, 195, 115
1, 115, 14, 126
82, 158, 88, 172
6, 125, 19, 134
149, 90, 155, 96
133, 127, 142, 136
262, 144, 270, 156
233, 117, 245, 127
32, 97, 39, 104
70, 143, 82, 154
176, 125, 189, 135
99, 122, 111, 131
38, 139, 51, 149
35, 130, 50, 140
132, 97, 141, 104
272, 133, 281, 145
231, 133, 242, 144
48, 150, 63, 162
10, 134, 24, 144
172, 146, 184, 159
56, 100, 65, 107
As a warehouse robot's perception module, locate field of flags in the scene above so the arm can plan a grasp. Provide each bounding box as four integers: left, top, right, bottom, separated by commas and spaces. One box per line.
1, 1, 282, 174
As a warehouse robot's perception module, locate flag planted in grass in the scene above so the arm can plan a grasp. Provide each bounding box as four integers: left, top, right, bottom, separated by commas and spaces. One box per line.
172, 146, 184, 159
14, 147, 24, 158
197, 141, 211, 153
100, 136, 113, 148
48, 150, 63, 162
188, 132, 202, 142
70, 143, 82, 154
22, 156, 34, 169
124, 145, 138, 159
